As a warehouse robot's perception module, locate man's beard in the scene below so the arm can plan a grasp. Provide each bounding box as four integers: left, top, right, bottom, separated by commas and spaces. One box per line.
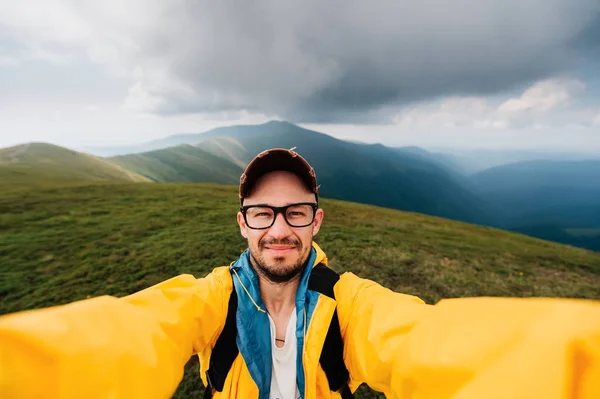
249, 236, 310, 284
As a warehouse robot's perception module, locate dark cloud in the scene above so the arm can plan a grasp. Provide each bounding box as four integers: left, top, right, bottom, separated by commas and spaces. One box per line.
125, 0, 600, 122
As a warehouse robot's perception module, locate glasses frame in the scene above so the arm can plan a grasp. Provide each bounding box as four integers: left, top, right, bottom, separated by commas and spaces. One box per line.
240, 202, 319, 230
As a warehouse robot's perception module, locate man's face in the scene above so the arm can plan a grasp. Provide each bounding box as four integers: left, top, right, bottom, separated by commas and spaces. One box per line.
237, 171, 324, 283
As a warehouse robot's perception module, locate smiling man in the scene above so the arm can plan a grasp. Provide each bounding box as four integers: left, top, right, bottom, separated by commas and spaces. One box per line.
1, 148, 600, 399
234, 149, 327, 399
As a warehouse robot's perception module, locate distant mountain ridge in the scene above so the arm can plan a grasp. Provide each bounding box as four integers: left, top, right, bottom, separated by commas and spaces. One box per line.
110, 121, 490, 225
79, 133, 213, 157
79, 122, 289, 157
84, 126, 600, 174
426, 149, 600, 174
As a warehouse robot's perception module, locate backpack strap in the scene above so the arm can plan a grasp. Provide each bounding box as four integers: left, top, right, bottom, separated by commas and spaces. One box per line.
308, 264, 354, 399
204, 264, 354, 399
203, 284, 238, 399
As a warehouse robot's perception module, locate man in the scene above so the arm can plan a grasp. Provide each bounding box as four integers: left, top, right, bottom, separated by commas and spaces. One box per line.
1, 147, 600, 399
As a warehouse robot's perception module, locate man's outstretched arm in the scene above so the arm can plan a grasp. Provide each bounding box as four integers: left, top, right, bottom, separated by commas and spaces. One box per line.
336, 272, 600, 399
0, 267, 232, 399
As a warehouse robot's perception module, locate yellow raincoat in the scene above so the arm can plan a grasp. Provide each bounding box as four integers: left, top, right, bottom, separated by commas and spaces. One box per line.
0, 242, 599, 398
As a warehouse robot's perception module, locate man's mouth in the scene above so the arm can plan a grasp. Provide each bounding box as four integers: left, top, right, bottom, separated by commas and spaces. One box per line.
264, 245, 296, 255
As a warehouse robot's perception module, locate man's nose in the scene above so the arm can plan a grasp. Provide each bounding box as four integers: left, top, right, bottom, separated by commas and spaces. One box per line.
269, 212, 292, 238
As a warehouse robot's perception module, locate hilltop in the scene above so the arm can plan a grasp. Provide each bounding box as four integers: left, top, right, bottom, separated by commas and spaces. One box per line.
0, 142, 150, 189
1, 180, 598, 398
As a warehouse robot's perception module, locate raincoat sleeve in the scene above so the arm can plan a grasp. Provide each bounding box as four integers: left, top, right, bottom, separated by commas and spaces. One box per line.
0, 267, 232, 399
336, 272, 600, 399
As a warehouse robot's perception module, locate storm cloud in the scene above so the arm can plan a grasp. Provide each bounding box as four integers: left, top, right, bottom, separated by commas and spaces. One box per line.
3, 0, 600, 123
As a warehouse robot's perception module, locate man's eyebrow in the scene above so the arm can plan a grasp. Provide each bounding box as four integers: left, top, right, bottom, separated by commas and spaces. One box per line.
242, 202, 271, 207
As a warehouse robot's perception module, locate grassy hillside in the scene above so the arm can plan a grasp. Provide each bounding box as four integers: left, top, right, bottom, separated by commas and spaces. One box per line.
0, 143, 150, 189
1, 181, 599, 398
111, 144, 243, 183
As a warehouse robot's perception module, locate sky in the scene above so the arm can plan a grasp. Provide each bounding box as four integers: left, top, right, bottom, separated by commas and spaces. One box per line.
1, 0, 600, 153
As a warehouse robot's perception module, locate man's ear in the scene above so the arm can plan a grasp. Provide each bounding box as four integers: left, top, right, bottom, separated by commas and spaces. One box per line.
312, 208, 324, 236
237, 212, 248, 239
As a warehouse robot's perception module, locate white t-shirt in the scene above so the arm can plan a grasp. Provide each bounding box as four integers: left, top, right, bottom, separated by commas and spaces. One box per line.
267, 308, 301, 399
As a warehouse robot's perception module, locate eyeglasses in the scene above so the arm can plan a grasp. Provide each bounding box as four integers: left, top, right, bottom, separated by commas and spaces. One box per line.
240, 202, 318, 230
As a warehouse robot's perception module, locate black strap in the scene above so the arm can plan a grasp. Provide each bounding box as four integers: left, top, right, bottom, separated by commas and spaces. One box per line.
204, 264, 353, 398
308, 264, 354, 398
203, 286, 238, 399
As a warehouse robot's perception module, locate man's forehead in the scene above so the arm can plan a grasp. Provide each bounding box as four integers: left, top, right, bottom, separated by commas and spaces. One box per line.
243, 171, 315, 205
243, 190, 315, 205
251, 171, 310, 192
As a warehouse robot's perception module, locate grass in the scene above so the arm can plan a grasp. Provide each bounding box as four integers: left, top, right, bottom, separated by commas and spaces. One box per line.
1, 181, 599, 398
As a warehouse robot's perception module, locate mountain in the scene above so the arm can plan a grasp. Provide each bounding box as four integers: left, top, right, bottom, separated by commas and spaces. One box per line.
470, 160, 600, 251
2, 180, 599, 397
113, 121, 491, 225
110, 144, 242, 184
0, 143, 150, 188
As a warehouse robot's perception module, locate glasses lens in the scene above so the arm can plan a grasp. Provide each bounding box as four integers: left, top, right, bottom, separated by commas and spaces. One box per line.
285, 204, 314, 227
246, 206, 275, 229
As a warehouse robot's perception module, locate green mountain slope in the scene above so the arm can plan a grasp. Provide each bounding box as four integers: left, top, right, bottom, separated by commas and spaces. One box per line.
1, 181, 598, 397
0, 143, 150, 188
110, 144, 243, 184
190, 121, 491, 225
191, 136, 249, 168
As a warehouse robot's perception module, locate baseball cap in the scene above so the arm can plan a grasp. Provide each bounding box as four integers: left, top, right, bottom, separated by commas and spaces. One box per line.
239, 147, 319, 205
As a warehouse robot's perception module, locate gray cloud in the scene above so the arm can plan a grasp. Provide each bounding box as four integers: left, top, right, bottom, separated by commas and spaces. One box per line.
3, 0, 600, 123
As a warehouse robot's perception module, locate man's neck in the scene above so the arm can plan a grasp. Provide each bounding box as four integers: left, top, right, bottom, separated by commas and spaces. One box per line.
258, 276, 299, 316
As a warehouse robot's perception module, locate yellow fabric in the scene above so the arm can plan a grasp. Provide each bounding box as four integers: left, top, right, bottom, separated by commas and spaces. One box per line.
0, 243, 599, 399
0, 267, 233, 398
335, 273, 600, 399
